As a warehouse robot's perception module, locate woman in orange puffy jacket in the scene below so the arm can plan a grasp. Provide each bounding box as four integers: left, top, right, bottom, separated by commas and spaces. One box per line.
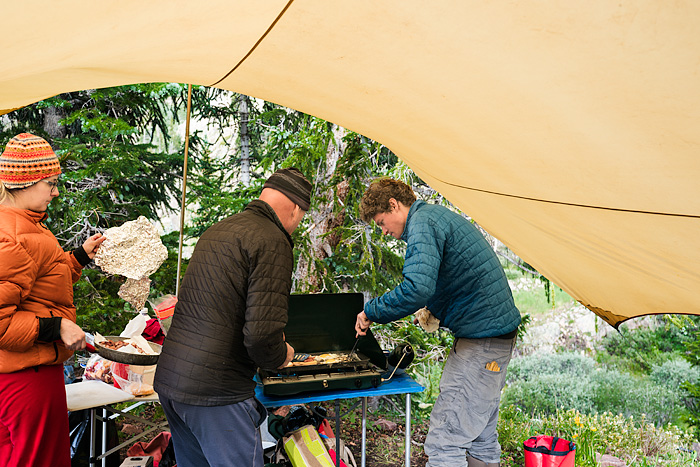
0, 133, 105, 467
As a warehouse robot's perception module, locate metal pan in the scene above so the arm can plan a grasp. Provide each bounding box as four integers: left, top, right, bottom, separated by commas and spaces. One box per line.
94, 336, 161, 365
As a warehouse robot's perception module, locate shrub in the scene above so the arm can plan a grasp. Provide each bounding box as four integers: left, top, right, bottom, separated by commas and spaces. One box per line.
504, 353, 598, 416
502, 373, 596, 415
537, 410, 697, 467
372, 317, 452, 416
651, 357, 700, 391
506, 351, 595, 384
592, 370, 685, 426
596, 316, 699, 374
497, 405, 536, 466
504, 352, 689, 426
590, 369, 634, 416
498, 407, 698, 467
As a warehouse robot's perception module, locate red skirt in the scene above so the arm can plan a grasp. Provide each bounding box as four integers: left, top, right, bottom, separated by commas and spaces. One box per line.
0, 364, 71, 467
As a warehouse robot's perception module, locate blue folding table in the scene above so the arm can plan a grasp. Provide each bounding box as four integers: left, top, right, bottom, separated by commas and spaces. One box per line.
255, 371, 424, 467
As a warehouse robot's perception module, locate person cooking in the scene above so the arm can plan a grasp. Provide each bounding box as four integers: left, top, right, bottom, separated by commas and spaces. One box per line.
0, 132, 104, 467
154, 167, 313, 467
355, 178, 521, 467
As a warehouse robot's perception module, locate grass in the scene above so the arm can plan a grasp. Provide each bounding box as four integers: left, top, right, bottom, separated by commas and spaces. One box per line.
510, 280, 576, 319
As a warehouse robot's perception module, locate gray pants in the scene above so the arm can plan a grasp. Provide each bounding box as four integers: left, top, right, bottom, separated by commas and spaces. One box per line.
160, 395, 267, 467
425, 336, 515, 466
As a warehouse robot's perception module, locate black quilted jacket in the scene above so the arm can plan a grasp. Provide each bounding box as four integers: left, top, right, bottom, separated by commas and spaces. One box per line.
153, 200, 293, 405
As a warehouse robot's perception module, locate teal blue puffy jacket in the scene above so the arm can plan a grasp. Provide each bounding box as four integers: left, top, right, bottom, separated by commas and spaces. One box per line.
364, 201, 521, 338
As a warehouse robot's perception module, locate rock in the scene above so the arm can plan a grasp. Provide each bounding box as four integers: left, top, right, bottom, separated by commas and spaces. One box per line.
517, 301, 608, 355
121, 423, 141, 436
596, 453, 628, 467
374, 418, 398, 432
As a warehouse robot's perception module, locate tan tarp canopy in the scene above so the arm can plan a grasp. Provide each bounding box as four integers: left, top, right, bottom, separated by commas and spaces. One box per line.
1, 1, 698, 327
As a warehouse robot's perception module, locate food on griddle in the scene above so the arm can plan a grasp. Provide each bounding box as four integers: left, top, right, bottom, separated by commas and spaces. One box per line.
286, 352, 359, 367
99, 339, 147, 354
288, 356, 316, 367
316, 353, 343, 363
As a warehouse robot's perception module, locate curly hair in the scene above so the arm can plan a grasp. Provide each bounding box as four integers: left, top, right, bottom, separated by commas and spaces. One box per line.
360, 178, 416, 223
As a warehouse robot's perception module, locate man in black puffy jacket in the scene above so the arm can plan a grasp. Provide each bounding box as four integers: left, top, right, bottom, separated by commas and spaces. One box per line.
153, 168, 312, 467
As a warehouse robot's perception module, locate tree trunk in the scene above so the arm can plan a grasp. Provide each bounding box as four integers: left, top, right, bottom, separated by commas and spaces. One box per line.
43, 106, 66, 140
293, 124, 350, 292
238, 94, 251, 187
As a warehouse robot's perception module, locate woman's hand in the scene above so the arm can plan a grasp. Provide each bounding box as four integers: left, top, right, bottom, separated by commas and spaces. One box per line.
59, 319, 86, 352
355, 311, 372, 337
81, 233, 105, 259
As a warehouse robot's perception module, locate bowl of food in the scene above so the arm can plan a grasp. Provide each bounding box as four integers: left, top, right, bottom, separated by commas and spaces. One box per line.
94, 335, 161, 365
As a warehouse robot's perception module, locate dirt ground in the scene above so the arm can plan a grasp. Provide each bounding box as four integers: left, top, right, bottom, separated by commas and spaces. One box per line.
112, 399, 429, 466
334, 409, 429, 467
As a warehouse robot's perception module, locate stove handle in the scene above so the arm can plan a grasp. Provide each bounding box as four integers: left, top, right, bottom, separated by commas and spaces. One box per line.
381, 343, 414, 383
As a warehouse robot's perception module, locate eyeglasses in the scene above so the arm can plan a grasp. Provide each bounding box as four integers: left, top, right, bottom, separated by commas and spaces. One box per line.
41, 179, 60, 191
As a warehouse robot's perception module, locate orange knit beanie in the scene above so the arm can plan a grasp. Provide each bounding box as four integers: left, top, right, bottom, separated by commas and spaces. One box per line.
0, 133, 61, 189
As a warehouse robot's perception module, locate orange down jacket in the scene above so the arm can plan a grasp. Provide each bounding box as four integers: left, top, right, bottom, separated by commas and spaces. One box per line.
0, 205, 83, 373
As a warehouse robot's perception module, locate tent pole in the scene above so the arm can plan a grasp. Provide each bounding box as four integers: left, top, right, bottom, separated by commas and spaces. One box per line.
176, 84, 192, 297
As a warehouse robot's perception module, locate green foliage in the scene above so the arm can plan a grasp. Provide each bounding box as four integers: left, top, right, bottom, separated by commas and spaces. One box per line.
498, 407, 698, 467
503, 372, 596, 415
506, 352, 596, 383
596, 316, 699, 374
72, 268, 131, 336
186, 159, 262, 237
591, 371, 684, 426
503, 352, 690, 427
509, 279, 575, 318
371, 317, 453, 417
681, 328, 700, 439
2, 84, 191, 335
497, 405, 535, 466
149, 231, 189, 297
650, 358, 700, 392
52, 140, 182, 233
3, 84, 418, 334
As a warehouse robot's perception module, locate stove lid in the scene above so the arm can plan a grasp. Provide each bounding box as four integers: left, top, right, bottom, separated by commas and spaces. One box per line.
285, 293, 387, 370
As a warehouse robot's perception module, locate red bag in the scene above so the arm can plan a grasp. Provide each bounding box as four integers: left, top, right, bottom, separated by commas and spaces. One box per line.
524, 435, 575, 467
127, 431, 173, 467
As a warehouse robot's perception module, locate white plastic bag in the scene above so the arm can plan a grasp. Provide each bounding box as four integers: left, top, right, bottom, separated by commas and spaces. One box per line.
120, 309, 149, 338
112, 362, 155, 396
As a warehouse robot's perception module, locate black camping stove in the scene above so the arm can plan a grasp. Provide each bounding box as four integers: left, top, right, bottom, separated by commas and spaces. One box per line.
257, 293, 387, 397
258, 364, 382, 396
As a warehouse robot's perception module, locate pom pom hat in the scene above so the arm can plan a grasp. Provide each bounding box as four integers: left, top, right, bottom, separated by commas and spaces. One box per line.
0, 133, 61, 189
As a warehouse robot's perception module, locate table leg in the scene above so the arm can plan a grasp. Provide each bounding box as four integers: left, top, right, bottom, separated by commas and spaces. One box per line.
361, 397, 367, 467
335, 399, 341, 467
102, 408, 107, 467
405, 394, 411, 467
89, 408, 96, 467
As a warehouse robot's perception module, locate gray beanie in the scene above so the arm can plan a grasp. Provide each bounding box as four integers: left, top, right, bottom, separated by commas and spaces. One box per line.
263, 167, 312, 211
